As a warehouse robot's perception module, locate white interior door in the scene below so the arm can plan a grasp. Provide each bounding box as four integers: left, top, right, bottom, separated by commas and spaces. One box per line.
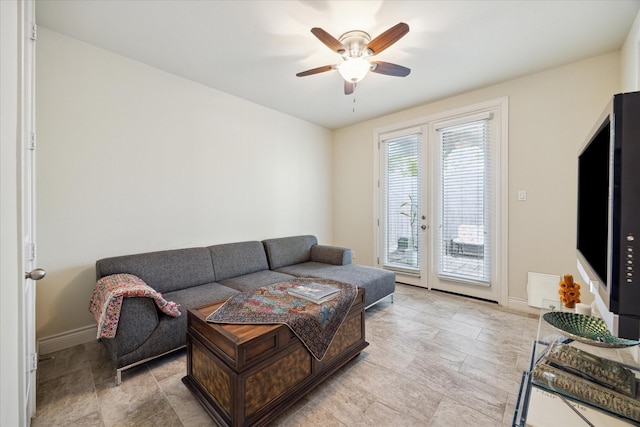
20, 0, 43, 422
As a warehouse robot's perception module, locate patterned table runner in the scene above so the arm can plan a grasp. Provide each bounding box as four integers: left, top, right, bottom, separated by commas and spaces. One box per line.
206, 278, 358, 360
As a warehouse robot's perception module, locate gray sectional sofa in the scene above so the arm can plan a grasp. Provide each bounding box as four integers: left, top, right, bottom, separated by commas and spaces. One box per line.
94, 235, 395, 383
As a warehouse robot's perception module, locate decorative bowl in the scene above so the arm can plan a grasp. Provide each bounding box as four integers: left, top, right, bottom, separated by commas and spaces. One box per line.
542, 311, 640, 348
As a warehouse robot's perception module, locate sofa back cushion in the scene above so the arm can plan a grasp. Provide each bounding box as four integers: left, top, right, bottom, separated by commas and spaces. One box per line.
95, 247, 215, 294
311, 245, 352, 265
208, 241, 270, 281
262, 235, 318, 270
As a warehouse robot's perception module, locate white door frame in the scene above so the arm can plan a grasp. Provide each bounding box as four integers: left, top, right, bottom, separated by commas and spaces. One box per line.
0, 1, 23, 425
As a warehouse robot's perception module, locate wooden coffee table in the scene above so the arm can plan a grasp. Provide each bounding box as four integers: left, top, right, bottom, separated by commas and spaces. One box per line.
182, 288, 368, 427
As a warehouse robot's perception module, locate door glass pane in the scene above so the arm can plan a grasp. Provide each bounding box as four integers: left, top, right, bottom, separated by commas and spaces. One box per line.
382, 133, 421, 272
439, 120, 491, 283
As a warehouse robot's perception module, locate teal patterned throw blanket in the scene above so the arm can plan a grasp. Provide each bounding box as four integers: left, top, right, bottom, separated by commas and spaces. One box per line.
206, 278, 358, 360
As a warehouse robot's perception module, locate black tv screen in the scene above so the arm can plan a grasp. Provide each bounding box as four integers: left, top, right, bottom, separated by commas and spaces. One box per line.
577, 91, 640, 339
577, 120, 610, 288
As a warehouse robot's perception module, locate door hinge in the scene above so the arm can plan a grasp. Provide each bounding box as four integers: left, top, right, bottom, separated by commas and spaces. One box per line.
26, 243, 36, 261
28, 132, 36, 150
30, 353, 38, 371
29, 24, 37, 41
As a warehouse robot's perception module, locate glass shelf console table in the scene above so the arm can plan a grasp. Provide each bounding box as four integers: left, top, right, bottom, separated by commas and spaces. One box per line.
513, 299, 640, 426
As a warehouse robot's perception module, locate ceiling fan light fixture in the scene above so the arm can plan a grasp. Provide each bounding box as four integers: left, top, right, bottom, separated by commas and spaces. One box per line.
338, 58, 371, 83
298, 23, 410, 95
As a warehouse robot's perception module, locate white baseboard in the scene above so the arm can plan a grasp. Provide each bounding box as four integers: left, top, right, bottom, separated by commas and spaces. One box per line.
505, 296, 540, 315
38, 324, 97, 355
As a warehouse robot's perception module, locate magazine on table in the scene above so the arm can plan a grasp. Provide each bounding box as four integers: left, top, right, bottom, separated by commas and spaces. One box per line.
288, 282, 341, 304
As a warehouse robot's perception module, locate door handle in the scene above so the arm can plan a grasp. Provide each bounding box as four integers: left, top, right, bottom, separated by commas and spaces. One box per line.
25, 268, 46, 281
421, 225, 427, 230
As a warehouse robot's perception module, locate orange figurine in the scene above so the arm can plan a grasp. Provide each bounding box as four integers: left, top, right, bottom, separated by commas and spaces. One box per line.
558, 273, 581, 308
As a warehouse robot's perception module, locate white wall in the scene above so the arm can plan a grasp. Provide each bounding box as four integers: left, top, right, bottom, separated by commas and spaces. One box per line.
35, 28, 334, 339
1, 1, 24, 425
621, 10, 640, 92
333, 52, 620, 307
35, 20, 634, 342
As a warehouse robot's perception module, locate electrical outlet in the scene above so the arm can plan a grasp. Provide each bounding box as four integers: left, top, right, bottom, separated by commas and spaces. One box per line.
518, 190, 527, 201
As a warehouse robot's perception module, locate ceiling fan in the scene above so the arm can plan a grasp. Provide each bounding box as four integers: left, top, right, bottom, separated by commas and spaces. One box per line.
296, 22, 411, 95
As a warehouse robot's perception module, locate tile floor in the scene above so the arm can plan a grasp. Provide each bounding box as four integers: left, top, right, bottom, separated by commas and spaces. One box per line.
33, 283, 542, 427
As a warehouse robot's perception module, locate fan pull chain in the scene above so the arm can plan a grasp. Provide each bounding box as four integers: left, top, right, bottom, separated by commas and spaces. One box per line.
352, 95, 356, 113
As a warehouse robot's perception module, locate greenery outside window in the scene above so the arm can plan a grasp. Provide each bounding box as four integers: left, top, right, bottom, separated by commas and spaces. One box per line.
380, 130, 422, 273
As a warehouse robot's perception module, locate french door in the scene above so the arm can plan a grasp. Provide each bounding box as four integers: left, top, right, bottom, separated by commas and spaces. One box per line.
377, 99, 507, 304
379, 127, 425, 278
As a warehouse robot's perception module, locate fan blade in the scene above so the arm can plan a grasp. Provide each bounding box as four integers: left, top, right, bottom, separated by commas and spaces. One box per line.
370, 61, 410, 77
296, 65, 335, 77
344, 81, 355, 95
311, 28, 346, 54
366, 23, 409, 55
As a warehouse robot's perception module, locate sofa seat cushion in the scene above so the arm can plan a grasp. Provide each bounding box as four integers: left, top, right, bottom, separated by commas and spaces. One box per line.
164, 282, 239, 311
275, 262, 395, 307
219, 270, 296, 293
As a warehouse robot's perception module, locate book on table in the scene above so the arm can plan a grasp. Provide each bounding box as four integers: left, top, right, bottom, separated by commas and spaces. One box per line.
288, 282, 341, 304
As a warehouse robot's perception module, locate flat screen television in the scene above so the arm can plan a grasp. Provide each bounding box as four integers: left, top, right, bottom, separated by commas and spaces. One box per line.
576, 91, 640, 339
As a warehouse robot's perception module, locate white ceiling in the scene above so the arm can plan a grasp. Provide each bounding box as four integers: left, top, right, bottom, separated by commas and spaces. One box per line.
35, 0, 640, 129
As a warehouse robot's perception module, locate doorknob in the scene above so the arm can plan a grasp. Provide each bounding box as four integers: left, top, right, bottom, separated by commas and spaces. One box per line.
25, 268, 46, 281
421, 225, 427, 230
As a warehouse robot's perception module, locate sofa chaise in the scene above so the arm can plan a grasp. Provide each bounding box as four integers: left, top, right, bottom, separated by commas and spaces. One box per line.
94, 235, 395, 383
